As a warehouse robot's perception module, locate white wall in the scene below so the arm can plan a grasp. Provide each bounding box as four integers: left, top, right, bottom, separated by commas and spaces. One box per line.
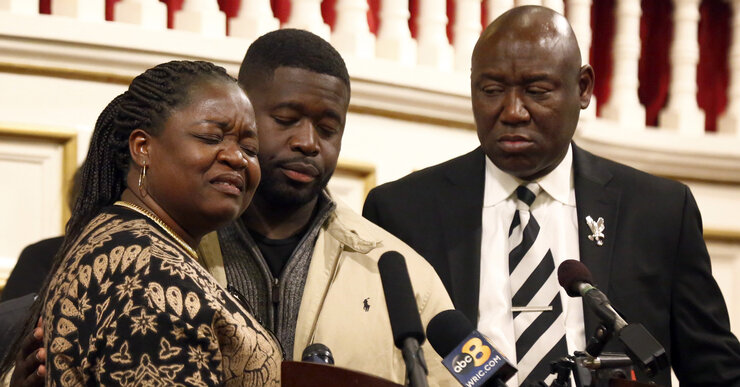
343, 112, 479, 184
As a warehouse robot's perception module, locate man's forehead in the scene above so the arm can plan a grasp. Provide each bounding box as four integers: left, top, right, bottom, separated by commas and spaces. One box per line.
474, 36, 566, 65
476, 7, 575, 55
473, 26, 576, 73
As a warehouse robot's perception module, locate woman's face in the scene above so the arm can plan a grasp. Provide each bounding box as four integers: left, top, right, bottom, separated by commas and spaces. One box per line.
144, 80, 260, 236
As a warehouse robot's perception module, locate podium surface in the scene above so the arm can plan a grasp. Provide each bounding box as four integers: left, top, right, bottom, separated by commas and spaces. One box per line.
609, 379, 663, 387
281, 361, 403, 387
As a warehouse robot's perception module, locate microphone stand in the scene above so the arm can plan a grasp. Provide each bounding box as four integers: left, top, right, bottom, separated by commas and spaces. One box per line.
401, 337, 429, 387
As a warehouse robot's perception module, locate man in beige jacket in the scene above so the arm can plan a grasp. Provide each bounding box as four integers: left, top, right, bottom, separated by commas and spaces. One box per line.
199, 196, 453, 384
195, 29, 455, 386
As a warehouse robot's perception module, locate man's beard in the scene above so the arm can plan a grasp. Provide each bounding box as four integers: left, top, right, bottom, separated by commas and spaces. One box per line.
256, 163, 333, 208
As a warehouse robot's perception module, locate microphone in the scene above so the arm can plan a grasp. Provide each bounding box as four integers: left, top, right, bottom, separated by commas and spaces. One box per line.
301, 343, 334, 365
557, 259, 627, 334
557, 260, 668, 377
426, 309, 516, 387
378, 251, 429, 387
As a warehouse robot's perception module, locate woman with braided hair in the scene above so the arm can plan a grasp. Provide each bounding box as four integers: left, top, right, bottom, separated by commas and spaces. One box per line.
0, 60, 281, 386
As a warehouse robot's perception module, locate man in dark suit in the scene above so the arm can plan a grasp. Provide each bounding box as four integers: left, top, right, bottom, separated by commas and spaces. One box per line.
364, 6, 740, 387
0, 237, 62, 302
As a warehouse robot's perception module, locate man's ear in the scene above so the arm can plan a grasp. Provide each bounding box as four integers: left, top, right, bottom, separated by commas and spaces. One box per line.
129, 129, 150, 168
578, 64, 595, 109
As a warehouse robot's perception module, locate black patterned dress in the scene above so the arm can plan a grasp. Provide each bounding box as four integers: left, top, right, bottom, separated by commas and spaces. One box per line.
43, 205, 281, 386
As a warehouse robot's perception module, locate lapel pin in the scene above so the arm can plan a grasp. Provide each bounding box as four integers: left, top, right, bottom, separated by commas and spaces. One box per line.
586, 216, 605, 246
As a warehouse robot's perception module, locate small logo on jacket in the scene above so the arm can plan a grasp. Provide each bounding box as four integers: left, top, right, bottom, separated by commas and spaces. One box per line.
363, 298, 370, 312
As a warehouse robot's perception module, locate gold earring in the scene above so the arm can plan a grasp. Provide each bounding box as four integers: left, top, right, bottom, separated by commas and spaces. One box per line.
138, 164, 148, 197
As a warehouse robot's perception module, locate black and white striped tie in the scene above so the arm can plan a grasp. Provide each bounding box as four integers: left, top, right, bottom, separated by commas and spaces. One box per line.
508, 184, 567, 385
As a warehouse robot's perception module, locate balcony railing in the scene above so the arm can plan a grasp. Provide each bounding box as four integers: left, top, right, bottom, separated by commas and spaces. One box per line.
3, 1, 738, 131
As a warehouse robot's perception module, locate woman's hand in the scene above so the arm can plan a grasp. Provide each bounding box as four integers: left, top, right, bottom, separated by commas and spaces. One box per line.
9, 318, 45, 387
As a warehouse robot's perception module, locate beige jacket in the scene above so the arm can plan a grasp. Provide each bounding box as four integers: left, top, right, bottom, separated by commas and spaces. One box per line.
198, 199, 457, 386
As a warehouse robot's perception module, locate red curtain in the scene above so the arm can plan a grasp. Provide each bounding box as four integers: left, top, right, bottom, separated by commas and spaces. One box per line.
637, 0, 672, 128
446, 0, 454, 43
590, 0, 616, 117
698, 0, 730, 132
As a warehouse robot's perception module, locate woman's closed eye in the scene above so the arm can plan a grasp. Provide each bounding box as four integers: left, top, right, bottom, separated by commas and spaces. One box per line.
195, 134, 223, 144
240, 144, 258, 157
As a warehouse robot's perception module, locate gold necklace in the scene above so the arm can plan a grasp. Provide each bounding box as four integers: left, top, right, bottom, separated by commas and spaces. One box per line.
114, 201, 198, 259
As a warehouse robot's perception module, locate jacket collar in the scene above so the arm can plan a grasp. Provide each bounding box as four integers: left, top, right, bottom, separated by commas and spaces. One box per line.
572, 143, 621, 337
438, 147, 487, 324
325, 191, 380, 255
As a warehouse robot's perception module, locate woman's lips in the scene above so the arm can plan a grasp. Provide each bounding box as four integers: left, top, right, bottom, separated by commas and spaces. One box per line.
211, 174, 244, 196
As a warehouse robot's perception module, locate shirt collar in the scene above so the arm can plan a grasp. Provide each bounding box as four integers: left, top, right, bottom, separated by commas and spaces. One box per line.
539, 144, 575, 206
483, 143, 575, 207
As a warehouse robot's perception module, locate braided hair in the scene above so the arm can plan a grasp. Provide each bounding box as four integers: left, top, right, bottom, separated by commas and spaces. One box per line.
0, 60, 238, 375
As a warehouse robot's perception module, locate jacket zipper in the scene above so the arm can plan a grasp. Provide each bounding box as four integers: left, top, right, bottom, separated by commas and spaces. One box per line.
271, 277, 282, 356
307, 244, 345, 345
272, 277, 280, 305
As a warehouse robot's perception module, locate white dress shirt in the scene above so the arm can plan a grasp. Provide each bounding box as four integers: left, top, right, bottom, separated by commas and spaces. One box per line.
478, 144, 586, 386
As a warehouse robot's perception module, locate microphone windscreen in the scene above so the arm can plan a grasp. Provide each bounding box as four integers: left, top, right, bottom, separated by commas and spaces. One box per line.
301, 343, 334, 365
426, 309, 474, 357
378, 251, 425, 348
557, 259, 594, 297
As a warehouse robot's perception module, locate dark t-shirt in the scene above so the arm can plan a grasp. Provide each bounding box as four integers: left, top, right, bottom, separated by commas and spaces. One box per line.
251, 231, 302, 278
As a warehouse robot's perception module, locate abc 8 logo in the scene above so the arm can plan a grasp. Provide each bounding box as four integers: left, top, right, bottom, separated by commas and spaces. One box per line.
452, 337, 492, 374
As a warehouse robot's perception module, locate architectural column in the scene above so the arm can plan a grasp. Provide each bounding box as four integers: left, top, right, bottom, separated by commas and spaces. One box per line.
542, 0, 564, 14
718, 0, 740, 135
514, 0, 542, 6
174, 0, 226, 37
376, 0, 416, 65
566, 0, 595, 119
0, 0, 37, 14
485, 0, 513, 24
658, 0, 705, 135
229, 0, 279, 40
51, 0, 105, 21
453, 0, 481, 72
566, 0, 593, 67
416, 0, 453, 70
114, 0, 167, 29
283, 0, 330, 40
600, 0, 645, 129
331, 0, 376, 58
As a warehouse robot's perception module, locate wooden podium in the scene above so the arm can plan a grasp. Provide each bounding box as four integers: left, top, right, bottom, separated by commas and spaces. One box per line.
282, 361, 662, 387
281, 361, 404, 387
609, 380, 662, 387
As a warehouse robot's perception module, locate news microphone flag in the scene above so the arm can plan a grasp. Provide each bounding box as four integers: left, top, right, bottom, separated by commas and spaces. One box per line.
441, 330, 516, 387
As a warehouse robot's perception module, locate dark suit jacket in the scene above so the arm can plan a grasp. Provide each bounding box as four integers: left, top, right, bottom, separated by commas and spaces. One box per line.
1, 236, 62, 302
363, 145, 740, 386
0, 293, 35, 360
